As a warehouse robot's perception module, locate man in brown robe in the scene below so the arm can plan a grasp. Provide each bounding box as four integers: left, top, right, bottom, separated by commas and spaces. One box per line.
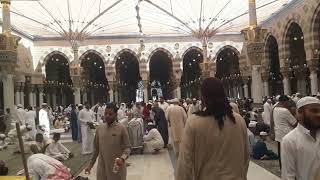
85, 103, 131, 180
166, 98, 187, 156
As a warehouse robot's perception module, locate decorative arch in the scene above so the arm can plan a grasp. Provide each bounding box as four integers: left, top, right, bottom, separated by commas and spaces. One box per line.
182, 46, 203, 59
215, 45, 240, 60
282, 20, 305, 60
114, 48, 139, 63
264, 34, 279, 67
310, 3, 320, 53
147, 48, 174, 63
79, 49, 106, 63
43, 51, 70, 66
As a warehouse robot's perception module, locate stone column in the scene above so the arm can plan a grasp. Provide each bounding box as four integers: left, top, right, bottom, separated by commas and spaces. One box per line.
251, 65, 263, 103
261, 72, 269, 97
52, 89, 57, 107
281, 67, 291, 95
175, 79, 181, 99
15, 83, 20, 105
1, 0, 11, 33
308, 60, 319, 95
248, 0, 257, 27
33, 91, 37, 107
20, 83, 25, 107
28, 85, 34, 107
109, 89, 114, 102
239, 83, 244, 98
143, 81, 148, 103
39, 86, 44, 105
90, 90, 94, 105
2, 74, 14, 110
74, 87, 81, 105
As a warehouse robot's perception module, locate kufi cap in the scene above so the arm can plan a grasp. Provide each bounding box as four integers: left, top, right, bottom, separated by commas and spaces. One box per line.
260, 131, 268, 136
147, 122, 154, 126
192, 98, 197, 101
78, 104, 83, 107
169, 98, 179, 103
276, 95, 281, 101
248, 121, 257, 128
0, 134, 6, 138
17, 104, 23, 108
296, 96, 320, 109
267, 99, 272, 103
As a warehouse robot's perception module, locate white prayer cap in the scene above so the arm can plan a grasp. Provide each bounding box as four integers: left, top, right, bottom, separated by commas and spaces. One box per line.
17, 104, 23, 108
260, 131, 268, 136
296, 96, 320, 109
317, 92, 320, 97
267, 99, 272, 103
0, 134, 6, 138
41, 103, 47, 106
78, 104, 83, 107
192, 98, 197, 101
248, 121, 257, 128
147, 122, 154, 126
296, 92, 301, 95
276, 95, 281, 101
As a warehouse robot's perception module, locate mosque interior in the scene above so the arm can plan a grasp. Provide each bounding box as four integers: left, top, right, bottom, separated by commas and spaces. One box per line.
0, 0, 319, 178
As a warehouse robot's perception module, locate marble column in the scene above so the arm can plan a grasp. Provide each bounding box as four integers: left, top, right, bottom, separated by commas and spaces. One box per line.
262, 81, 269, 97
1, 0, 11, 33
251, 65, 263, 103
239, 84, 244, 99
310, 70, 318, 95
243, 83, 249, 98
74, 87, 81, 105
39, 86, 44, 105
33, 92, 37, 107
28, 90, 34, 107
20, 83, 25, 107
114, 90, 119, 103
109, 89, 114, 102
15, 85, 20, 105
248, 0, 257, 27
82, 89, 87, 103
232, 84, 237, 98
52, 90, 57, 107
2, 74, 14, 110
296, 70, 307, 95
282, 77, 290, 95
90, 90, 95, 105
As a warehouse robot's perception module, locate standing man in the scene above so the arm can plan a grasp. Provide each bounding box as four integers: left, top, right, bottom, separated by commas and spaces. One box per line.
263, 99, 273, 125
166, 98, 187, 156
25, 106, 37, 140
85, 103, 131, 180
159, 97, 169, 112
273, 95, 297, 168
70, 104, 78, 141
281, 97, 320, 180
152, 102, 168, 148
187, 98, 199, 116
39, 103, 50, 138
77, 104, 83, 143
16, 104, 27, 125
79, 102, 95, 155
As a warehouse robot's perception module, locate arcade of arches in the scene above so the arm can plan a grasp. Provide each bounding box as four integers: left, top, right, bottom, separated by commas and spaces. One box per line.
2, 0, 320, 110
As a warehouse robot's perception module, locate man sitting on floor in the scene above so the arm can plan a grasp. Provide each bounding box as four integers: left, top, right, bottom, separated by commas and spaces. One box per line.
143, 122, 164, 154
30, 133, 49, 154
45, 133, 73, 161
252, 131, 278, 160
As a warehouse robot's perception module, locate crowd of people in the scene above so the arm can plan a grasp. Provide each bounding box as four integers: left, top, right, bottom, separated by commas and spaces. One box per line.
0, 77, 319, 180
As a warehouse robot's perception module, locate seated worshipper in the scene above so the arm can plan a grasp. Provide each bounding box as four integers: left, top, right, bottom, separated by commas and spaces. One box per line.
53, 115, 63, 129
143, 122, 164, 154
0, 160, 8, 176
23, 145, 72, 180
252, 131, 278, 160
31, 133, 50, 154
248, 121, 259, 155
45, 133, 73, 161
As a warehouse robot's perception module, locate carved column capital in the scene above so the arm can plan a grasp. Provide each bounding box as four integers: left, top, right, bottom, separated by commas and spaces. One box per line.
307, 59, 319, 73
280, 67, 291, 78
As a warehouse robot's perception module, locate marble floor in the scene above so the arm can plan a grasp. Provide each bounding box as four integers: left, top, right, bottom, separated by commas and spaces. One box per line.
79, 149, 281, 180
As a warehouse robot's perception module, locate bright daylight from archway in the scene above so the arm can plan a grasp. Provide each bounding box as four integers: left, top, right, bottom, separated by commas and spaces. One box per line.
0, 0, 319, 179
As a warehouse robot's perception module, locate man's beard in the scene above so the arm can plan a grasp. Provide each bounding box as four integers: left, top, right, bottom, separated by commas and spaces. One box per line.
304, 116, 320, 130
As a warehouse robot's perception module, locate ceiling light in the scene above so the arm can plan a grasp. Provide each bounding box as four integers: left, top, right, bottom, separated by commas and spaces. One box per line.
198, 54, 200, 57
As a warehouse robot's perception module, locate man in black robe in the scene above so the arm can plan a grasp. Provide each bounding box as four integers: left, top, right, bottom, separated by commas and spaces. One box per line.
152, 104, 168, 148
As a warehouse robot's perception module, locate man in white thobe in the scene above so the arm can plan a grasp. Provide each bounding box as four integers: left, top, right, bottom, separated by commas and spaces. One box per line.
79, 102, 95, 154
39, 103, 50, 138
143, 122, 164, 154
25, 106, 37, 140
263, 99, 273, 125
16, 104, 27, 125
281, 97, 320, 180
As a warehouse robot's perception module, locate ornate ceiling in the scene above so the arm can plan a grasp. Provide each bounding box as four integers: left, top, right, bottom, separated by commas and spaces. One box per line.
6, 0, 294, 39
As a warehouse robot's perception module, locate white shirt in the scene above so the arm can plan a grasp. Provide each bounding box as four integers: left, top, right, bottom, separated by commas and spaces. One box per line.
17, 108, 27, 125
281, 124, 320, 180
273, 107, 297, 142
78, 108, 94, 125
25, 110, 37, 126
263, 102, 272, 125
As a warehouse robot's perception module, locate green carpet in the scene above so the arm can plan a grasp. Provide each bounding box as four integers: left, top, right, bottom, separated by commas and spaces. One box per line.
0, 142, 91, 176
